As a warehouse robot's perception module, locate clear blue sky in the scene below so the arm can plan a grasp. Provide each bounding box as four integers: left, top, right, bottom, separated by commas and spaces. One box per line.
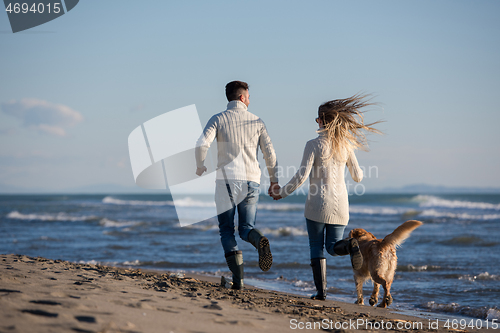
1, 0, 499, 192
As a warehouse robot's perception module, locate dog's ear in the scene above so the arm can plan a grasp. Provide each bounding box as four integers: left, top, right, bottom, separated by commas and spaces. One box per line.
350, 228, 376, 240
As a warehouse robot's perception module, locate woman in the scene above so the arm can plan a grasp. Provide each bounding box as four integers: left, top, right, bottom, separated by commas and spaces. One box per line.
272, 94, 381, 300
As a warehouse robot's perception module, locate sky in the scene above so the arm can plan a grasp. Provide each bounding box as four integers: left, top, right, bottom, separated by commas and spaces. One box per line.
1, 0, 499, 193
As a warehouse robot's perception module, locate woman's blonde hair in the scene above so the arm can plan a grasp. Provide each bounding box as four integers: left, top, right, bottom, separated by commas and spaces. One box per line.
317, 93, 382, 161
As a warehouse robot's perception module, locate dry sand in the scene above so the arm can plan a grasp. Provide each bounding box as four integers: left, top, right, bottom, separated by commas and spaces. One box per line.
0, 254, 491, 333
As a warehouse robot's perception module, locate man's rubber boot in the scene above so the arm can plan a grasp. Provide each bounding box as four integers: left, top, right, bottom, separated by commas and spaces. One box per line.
247, 229, 273, 271
333, 238, 363, 271
310, 258, 327, 300
225, 251, 244, 290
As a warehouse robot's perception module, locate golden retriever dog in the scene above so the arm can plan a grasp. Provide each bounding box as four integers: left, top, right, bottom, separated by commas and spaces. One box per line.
348, 220, 423, 308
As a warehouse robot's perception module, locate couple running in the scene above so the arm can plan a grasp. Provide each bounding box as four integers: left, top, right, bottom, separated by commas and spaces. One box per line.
195, 81, 380, 300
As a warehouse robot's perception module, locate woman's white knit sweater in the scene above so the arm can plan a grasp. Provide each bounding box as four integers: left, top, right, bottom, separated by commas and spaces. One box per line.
278, 132, 363, 225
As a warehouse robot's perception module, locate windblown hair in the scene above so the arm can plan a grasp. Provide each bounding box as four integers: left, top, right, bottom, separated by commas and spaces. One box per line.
318, 93, 383, 161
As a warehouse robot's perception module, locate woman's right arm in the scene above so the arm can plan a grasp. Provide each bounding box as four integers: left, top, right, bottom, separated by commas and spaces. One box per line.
346, 149, 363, 183
278, 141, 315, 199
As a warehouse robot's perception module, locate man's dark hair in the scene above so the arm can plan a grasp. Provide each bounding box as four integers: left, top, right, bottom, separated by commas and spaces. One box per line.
225, 81, 249, 102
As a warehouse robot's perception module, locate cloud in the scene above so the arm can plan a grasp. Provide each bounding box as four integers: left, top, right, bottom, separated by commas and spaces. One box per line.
1, 98, 83, 137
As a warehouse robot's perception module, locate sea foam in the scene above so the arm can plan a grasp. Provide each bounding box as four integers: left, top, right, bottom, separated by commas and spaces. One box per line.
99, 218, 142, 228
420, 209, 500, 221
458, 272, 500, 282
258, 203, 304, 211
487, 308, 500, 320
415, 195, 500, 210
349, 206, 402, 215
102, 196, 173, 206
398, 264, 442, 272
6, 211, 97, 222
261, 226, 308, 237
424, 301, 499, 320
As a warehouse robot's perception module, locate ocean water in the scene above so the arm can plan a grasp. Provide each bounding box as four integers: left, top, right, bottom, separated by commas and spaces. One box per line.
1, 192, 499, 321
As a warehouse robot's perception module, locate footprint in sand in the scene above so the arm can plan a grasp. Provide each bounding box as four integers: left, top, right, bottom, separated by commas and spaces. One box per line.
29, 300, 62, 306
21, 309, 58, 317
75, 316, 97, 323
0, 289, 22, 293
203, 301, 223, 310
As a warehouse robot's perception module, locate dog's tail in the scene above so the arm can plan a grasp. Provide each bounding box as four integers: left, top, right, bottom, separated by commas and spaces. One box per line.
381, 220, 423, 250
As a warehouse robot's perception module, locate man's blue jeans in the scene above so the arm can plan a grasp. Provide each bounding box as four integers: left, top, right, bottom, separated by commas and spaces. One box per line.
215, 180, 260, 254
306, 218, 346, 259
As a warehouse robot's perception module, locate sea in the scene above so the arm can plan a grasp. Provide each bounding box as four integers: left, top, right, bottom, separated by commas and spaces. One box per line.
1, 192, 499, 322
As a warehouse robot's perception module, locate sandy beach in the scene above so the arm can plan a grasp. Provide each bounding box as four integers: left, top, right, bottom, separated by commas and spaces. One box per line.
1, 254, 495, 333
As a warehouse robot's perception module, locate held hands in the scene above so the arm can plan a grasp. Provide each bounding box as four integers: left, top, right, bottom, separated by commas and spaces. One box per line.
268, 182, 282, 201
196, 166, 207, 176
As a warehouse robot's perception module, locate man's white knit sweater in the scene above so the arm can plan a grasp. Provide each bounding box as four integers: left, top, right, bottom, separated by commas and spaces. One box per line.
278, 132, 363, 225
195, 100, 278, 184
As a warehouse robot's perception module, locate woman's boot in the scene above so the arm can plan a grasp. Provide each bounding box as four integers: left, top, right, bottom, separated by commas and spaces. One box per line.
225, 250, 244, 290
310, 258, 327, 300
333, 238, 363, 270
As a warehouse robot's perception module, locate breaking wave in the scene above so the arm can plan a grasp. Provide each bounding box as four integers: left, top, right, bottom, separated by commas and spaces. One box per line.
415, 195, 500, 210
419, 209, 500, 221
102, 196, 174, 206
6, 211, 98, 222
99, 218, 142, 228
458, 272, 500, 282
423, 301, 500, 320
258, 203, 303, 211
261, 226, 308, 237
349, 206, 402, 215
397, 264, 442, 272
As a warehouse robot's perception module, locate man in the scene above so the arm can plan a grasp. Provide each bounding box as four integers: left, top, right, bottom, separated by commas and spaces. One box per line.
195, 81, 279, 290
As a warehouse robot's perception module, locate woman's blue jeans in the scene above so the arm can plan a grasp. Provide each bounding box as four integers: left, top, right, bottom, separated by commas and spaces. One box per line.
216, 180, 260, 254
306, 218, 346, 259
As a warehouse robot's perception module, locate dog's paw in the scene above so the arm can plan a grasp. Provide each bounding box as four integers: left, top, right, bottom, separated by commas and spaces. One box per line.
369, 296, 377, 306
355, 298, 364, 305
377, 295, 393, 308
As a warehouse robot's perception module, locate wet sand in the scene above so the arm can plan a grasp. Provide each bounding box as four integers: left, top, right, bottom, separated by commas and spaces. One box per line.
0, 254, 491, 332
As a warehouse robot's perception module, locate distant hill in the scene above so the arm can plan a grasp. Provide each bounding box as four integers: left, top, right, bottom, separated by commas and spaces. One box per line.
368, 183, 500, 194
